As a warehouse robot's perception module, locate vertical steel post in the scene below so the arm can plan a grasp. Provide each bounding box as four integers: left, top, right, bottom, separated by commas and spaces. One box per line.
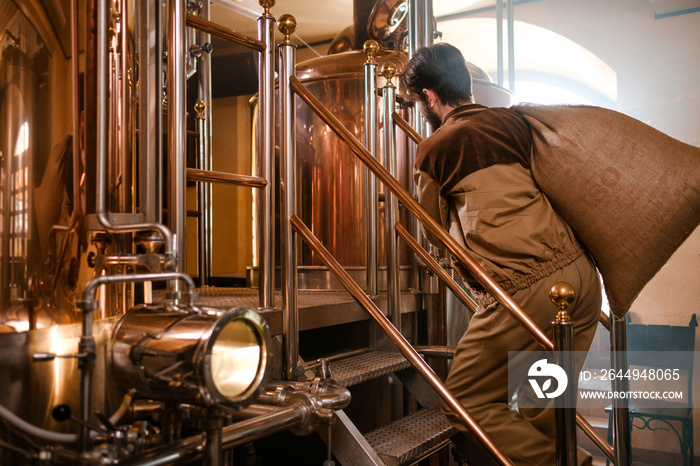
278, 14, 300, 381
406, 0, 434, 291
258, 0, 276, 308
550, 283, 577, 466
167, 0, 187, 274
138, 0, 161, 223
363, 40, 379, 297
611, 314, 631, 466
382, 63, 401, 327
197, 0, 213, 286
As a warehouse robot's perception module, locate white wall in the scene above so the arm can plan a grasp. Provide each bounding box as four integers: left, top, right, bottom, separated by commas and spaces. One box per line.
484, 0, 700, 459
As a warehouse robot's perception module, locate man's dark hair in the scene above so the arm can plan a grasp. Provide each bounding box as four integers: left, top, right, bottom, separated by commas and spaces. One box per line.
402, 43, 473, 107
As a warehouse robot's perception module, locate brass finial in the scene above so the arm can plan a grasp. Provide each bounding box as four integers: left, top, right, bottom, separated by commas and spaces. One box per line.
259, 0, 275, 16
363, 40, 379, 64
277, 14, 297, 42
194, 100, 206, 120
549, 282, 575, 323
381, 62, 397, 86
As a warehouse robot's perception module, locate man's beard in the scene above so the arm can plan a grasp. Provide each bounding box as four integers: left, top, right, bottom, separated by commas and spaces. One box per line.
422, 104, 442, 130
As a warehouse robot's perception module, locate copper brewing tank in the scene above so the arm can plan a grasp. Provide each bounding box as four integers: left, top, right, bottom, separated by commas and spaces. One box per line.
294, 49, 412, 269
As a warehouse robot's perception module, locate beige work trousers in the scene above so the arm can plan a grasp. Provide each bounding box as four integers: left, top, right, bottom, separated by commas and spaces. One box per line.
443, 254, 602, 466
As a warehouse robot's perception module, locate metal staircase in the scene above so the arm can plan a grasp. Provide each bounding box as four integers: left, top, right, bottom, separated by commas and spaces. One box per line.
318, 350, 457, 466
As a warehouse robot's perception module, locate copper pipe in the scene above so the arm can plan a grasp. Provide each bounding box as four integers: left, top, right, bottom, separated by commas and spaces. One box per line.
186, 14, 265, 52
186, 168, 267, 188
396, 223, 478, 313
393, 111, 422, 145
290, 75, 552, 351
577, 412, 614, 461
290, 214, 513, 466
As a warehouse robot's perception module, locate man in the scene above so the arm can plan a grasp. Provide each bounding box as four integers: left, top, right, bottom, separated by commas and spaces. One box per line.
402, 43, 602, 465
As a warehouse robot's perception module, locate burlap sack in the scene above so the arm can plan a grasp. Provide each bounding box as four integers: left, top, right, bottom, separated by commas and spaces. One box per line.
512, 104, 700, 318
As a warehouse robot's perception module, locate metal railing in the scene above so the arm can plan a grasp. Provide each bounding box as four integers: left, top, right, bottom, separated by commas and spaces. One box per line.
185, 3, 276, 302
281, 57, 615, 463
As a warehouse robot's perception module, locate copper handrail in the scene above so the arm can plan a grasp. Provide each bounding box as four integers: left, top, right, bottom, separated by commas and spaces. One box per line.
186, 168, 267, 188
396, 223, 478, 313
289, 75, 615, 462
290, 215, 514, 466
393, 111, 422, 145
290, 75, 551, 350
185, 14, 265, 52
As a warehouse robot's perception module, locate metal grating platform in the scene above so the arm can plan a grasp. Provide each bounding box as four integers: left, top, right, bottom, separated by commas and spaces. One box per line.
365, 408, 456, 466
330, 350, 412, 388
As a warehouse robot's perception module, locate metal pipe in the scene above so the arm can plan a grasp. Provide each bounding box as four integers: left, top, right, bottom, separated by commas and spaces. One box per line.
290, 215, 513, 466
71, 0, 81, 218
197, 0, 214, 287
0, 404, 78, 444
363, 40, 379, 297
258, 1, 275, 309
138, 0, 160, 222
278, 14, 299, 380
186, 14, 266, 52
610, 315, 631, 466
204, 413, 224, 466
408, 0, 431, 56
396, 223, 478, 313
422, 0, 434, 47
115, 404, 306, 465
382, 64, 401, 327
121, 0, 130, 212
79, 272, 196, 308
187, 168, 267, 188
289, 76, 616, 460
167, 0, 187, 273
96, 0, 175, 263
196, 108, 211, 286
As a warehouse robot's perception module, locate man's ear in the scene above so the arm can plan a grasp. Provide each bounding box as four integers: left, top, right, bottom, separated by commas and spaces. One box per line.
422, 88, 439, 108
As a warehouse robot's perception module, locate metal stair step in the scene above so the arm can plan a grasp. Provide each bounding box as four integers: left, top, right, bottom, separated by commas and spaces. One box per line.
365, 408, 456, 466
330, 351, 412, 387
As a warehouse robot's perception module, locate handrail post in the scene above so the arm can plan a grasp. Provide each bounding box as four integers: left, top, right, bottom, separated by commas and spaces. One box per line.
196, 0, 213, 286
381, 63, 401, 327
611, 314, 631, 466
363, 40, 379, 297
550, 283, 578, 466
257, 0, 275, 309
278, 14, 300, 381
